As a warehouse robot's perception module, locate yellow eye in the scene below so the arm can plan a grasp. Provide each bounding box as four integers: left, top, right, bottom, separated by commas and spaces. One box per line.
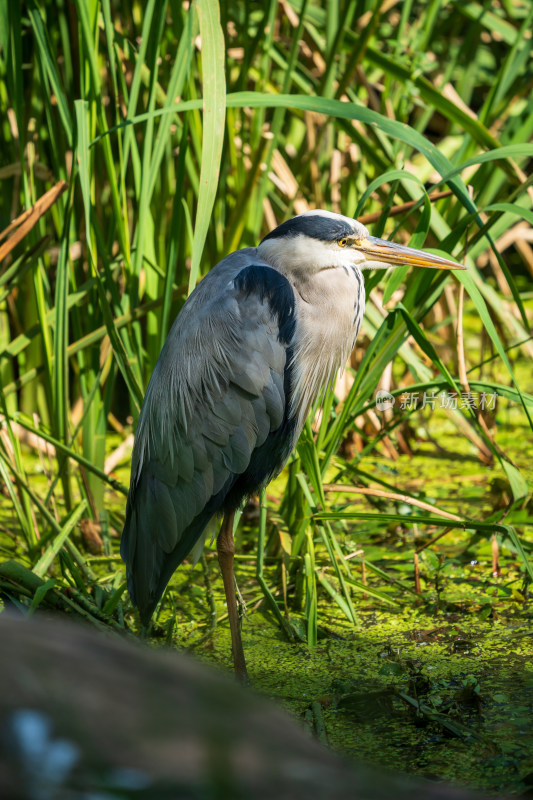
338, 238, 348, 247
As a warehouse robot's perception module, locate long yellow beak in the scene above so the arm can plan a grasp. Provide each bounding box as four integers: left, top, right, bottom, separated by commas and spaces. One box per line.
355, 235, 465, 270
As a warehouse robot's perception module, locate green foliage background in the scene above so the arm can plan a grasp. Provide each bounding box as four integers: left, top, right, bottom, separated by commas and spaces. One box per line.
0, 0, 532, 648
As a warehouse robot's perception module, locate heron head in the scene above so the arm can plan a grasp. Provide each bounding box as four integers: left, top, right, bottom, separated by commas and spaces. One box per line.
258, 210, 464, 276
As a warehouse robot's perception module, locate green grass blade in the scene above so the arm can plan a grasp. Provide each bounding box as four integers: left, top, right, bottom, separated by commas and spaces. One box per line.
33, 500, 88, 578
188, 0, 226, 295
26, 0, 73, 144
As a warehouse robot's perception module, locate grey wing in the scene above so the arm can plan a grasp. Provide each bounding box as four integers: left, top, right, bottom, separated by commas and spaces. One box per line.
120, 260, 298, 624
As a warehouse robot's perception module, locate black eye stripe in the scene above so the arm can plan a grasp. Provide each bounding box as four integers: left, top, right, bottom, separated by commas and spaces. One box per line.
261, 216, 356, 243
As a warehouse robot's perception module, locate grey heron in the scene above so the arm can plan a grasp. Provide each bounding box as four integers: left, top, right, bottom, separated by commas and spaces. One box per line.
121, 210, 463, 683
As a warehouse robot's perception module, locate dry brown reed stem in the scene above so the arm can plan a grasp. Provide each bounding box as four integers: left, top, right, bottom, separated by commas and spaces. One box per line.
492, 533, 501, 576
0, 180, 68, 262
323, 484, 462, 521
358, 190, 453, 226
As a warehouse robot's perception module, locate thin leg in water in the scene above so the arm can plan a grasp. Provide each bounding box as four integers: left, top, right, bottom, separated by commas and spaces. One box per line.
217, 511, 249, 685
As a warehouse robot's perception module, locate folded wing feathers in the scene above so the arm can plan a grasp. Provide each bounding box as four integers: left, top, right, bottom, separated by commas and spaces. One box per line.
122, 262, 293, 620
152, 479, 179, 554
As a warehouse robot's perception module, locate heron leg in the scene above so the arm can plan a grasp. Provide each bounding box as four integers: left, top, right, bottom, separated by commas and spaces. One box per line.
217, 511, 249, 685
